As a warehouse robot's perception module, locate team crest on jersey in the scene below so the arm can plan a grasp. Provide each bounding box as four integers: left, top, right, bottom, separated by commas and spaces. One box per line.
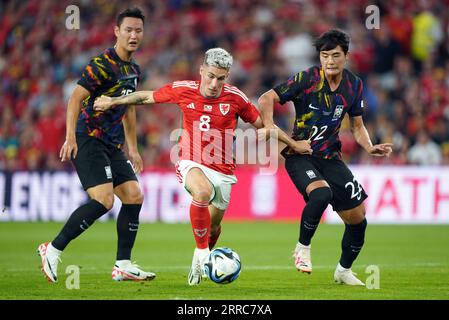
332, 105, 344, 121
219, 103, 230, 115
306, 170, 316, 179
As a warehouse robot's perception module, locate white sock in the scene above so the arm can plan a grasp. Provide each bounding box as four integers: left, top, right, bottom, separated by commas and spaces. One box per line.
48, 242, 62, 255
298, 242, 311, 249
115, 260, 131, 268
337, 263, 349, 271
195, 247, 210, 263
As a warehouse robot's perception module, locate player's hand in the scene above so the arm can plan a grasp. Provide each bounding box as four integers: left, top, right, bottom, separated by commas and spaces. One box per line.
128, 149, 143, 174
257, 128, 274, 141
59, 137, 78, 162
368, 143, 393, 157
291, 140, 313, 155
93, 95, 113, 111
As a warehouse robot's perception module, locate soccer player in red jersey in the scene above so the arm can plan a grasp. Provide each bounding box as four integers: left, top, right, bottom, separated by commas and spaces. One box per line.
94, 48, 312, 285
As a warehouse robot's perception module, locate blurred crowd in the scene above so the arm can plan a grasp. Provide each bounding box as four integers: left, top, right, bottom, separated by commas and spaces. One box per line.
1, 0, 449, 171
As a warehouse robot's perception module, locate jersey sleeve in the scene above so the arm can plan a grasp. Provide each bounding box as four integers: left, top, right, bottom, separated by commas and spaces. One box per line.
153, 83, 179, 104
348, 78, 364, 117
273, 70, 308, 105
238, 98, 260, 124
77, 57, 109, 93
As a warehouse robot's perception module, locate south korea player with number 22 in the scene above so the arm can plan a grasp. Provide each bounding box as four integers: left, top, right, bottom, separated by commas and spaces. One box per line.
259, 29, 393, 285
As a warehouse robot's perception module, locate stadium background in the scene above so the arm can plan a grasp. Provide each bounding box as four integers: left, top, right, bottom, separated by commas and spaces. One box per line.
1, 0, 449, 223
1, 0, 449, 301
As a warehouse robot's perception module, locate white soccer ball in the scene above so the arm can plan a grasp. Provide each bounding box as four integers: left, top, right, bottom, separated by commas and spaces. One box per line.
204, 247, 241, 284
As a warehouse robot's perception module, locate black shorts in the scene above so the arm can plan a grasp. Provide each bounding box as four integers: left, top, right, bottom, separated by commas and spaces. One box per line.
284, 154, 368, 212
72, 134, 137, 190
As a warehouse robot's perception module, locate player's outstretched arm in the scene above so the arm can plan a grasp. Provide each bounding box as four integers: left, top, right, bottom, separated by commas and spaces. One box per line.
256, 122, 312, 155
258, 89, 278, 129
257, 89, 312, 155
350, 116, 393, 157
93, 91, 155, 111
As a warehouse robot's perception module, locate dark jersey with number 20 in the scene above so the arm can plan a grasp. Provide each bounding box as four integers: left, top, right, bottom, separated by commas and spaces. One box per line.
76, 47, 141, 148
274, 66, 364, 160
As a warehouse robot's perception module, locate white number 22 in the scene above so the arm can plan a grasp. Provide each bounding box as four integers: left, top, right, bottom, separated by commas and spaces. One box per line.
310, 125, 328, 141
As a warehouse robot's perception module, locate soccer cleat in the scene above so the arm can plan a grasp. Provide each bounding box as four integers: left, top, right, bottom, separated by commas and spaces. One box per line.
37, 242, 61, 283
293, 243, 312, 274
334, 263, 365, 286
188, 248, 209, 286
112, 260, 156, 281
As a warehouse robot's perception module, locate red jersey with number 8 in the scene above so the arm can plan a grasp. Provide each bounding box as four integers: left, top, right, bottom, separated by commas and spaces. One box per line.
153, 81, 260, 175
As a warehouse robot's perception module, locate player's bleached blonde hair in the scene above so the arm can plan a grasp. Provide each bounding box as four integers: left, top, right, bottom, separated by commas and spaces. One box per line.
203, 48, 233, 70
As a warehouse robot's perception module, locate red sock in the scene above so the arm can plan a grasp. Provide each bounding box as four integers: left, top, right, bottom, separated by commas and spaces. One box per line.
190, 200, 210, 249
209, 225, 222, 250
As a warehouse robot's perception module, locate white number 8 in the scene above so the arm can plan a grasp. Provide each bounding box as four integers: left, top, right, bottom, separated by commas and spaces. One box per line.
199, 115, 211, 132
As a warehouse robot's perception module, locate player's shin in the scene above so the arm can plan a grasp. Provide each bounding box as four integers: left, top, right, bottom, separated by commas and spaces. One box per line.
190, 200, 211, 249
116, 204, 142, 260
52, 199, 109, 251
209, 225, 222, 250
339, 218, 367, 268
299, 187, 332, 246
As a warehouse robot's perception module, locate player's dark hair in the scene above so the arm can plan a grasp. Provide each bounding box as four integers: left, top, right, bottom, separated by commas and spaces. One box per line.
313, 29, 350, 54
116, 7, 145, 27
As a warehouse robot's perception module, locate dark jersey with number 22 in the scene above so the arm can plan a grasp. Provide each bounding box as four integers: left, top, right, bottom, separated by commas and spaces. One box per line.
76, 47, 141, 148
274, 66, 364, 160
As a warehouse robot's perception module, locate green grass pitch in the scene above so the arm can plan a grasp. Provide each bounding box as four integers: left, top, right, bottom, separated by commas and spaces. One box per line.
0, 221, 448, 300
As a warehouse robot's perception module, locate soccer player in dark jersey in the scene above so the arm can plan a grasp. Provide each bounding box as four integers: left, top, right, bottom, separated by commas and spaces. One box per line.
37, 7, 156, 282
258, 29, 392, 285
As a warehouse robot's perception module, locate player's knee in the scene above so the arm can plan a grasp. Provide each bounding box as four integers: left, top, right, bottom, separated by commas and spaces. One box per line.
133, 191, 144, 204
93, 193, 115, 210
124, 190, 144, 204
348, 205, 367, 224
309, 187, 332, 204
191, 188, 212, 202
